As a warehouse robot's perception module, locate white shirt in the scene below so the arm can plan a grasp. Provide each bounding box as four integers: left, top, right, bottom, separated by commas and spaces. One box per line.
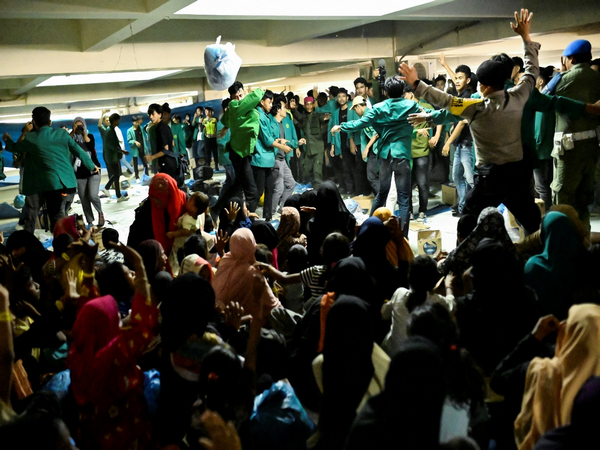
381, 288, 455, 356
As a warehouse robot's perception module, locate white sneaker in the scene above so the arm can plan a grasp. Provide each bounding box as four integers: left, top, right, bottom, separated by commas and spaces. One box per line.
117, 196, 130, 203
102, 188, 110, 197
135, 178, 141, 184
417, 212, 426, 222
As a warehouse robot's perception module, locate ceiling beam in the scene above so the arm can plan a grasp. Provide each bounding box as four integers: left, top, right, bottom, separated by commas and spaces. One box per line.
80, 0, 196, 52
12, 76, 51, 95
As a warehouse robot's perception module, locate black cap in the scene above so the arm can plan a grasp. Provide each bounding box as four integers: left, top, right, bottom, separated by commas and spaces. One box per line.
476, 60, 507, 89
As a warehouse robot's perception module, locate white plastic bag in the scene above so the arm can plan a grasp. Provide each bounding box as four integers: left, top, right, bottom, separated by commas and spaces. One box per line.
204, 36, 242, 91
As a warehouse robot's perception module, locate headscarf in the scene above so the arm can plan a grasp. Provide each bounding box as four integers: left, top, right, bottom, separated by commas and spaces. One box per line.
318, 257, 374, 352
524, 212, 589, 319
148, 174, 187, 254
67, 295, 123, 405
515, 304, 600, 450
52, 215, 80, 240
212, 228, 281, 320
137, 239, 164, 279
180, 253, 213, 282
346, 337, 445, 450
6, 230, 49, 283
160, 273, 216, 352
439, 207, 515, 275
284, 189, 317, 235
533, 376, 600, 450
72, 116, 88, 148
276, 207, 307, 271
314, 181, 351, 224
372, 207, 414, 266
250, 220, 278, 250
218, 196, 252, 234
318, 295, 374, 449
277, 206, 301, 241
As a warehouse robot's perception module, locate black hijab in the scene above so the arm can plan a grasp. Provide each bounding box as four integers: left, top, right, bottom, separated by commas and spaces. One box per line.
160, 273, 216, 353
5, 230, 49, 283
326, 257, 374, 305
250, 220, 278, 251
319, 295, 374, 450
285, 189, 317, 235
346, 337, 445, 450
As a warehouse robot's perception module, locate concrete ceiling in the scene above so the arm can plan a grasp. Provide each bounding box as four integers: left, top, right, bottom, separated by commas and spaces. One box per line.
0, 0, 598, 120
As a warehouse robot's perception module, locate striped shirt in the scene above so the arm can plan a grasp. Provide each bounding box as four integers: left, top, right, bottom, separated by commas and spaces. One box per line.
300, 265, 328, 298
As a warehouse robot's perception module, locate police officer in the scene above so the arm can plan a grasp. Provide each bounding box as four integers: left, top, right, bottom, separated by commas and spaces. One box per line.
552, 39, 600, 231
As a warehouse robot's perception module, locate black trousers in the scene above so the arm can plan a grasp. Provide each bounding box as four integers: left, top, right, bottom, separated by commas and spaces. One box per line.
341, 146, 356, 195
105, 160, 122, 197
463, 159, 541, 234
43, 189, 67, 233
204, 137, 218, 168
229, 150, 259, 212
252, 165, 276, 220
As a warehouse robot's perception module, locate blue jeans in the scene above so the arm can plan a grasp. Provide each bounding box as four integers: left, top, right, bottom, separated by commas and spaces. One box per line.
370, 156, 411, 237
452, 143, 475, 212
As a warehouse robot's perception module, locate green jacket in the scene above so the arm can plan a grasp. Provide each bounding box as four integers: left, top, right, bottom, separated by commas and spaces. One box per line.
315, 98, 338, 115
6, 126, 95, 196
171, 122, 187, 155
252, 107, 278, 168
98, 124, 121, 164
327, 107, 351, 156
340, 98, 421, 161
126, 125, 149, 158
555, 63, 600, 133
217, 121, 231, 166
221, 88, 265, 158
281, 114, 299, 164
192, 115, 203, 140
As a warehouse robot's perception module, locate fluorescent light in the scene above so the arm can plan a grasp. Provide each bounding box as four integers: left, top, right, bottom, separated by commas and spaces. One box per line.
37, 70, 181, 87
175, 0, 434, 17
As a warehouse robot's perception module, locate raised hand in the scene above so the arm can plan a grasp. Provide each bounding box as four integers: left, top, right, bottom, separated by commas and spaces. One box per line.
225, 202, 240, 222
510, 8, 533, 41
398, 63, 419, 86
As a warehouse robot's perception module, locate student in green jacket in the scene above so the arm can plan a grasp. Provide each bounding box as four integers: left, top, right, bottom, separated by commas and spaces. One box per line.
251, 90, 279, 221
331, 77, 421, 235
211, 99, 235, 221
272, 97, 305, 214
170, 114, 188, 158
3, 107, 100, 232
101, 113, 129, 202
126, 115, 149, 182
220, 81, 265, 213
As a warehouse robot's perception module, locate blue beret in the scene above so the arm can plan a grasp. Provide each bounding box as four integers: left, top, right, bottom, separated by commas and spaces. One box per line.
563, 39, 592, 57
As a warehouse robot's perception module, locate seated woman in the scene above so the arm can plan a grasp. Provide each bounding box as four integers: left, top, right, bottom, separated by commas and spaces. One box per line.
127, 173, 187, 258
311, 295, 389, 450
524, 211, 595, 320
514, 304, 600, 450
66, 243, 158, 450
137, 239, 172, 302
306, 181, 356, 265
213, 228, 281, 321
345, 337, 446, 450
454, 239, 539, 375
276, 206, 307, 272
439, 207, 516, 277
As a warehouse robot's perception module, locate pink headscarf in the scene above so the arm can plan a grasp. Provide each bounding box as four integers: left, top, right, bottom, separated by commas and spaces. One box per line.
213, 228, 281, 320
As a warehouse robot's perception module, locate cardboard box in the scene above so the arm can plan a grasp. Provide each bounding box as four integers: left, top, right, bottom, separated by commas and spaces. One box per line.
441, 183, 457, 206
418, 230, 442, 258
352, 195, 375, 213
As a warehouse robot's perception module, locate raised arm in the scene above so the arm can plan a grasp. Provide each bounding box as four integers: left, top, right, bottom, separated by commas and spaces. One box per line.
438, 53, 458, 85
511, 9, 539, 98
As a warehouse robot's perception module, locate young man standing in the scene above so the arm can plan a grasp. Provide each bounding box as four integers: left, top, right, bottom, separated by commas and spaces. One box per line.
331, 78, 422, 235
102, 113, 129, 202
126, 115, 149, 183
349, 77, 374, 195
272, 98, 305, 214
348, 96, 380, 195
327, 88, 355, 194
211, 99, 235, 221
145, 103, 180, 185
220, 81, 264, 211
3, 107, 100, 232
400, 8, 542, 233
436, 63, 476, 216
251, 90, 279, 221
290, 96, 326, 187
203, 107, 219, 170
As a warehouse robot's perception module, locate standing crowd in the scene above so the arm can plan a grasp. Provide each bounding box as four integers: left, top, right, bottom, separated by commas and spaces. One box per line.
1, 8, 600, 450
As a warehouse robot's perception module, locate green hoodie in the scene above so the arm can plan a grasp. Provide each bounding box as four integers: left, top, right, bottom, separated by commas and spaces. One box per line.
221, 89, 265, 158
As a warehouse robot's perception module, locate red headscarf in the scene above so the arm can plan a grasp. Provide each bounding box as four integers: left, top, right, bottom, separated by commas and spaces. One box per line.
148, 173, 187, 254
67, 295, 122, 405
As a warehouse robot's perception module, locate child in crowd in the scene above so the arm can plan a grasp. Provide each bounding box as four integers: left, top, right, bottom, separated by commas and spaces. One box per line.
98, 228, 124, 264
167, 191, 209, 274
381, 255, 455, 355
